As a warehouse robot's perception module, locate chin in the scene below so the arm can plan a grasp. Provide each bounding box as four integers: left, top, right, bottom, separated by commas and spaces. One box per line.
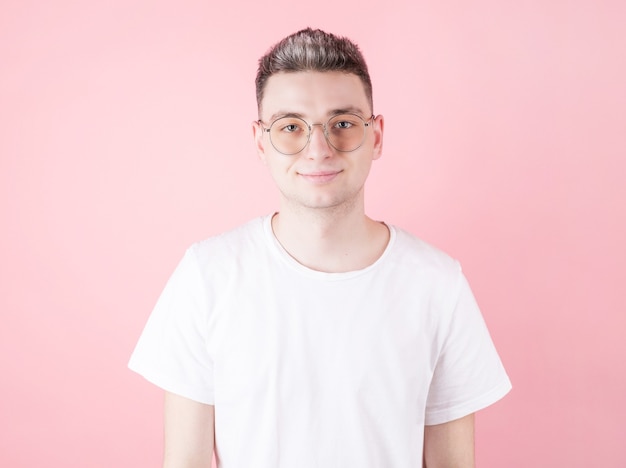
281, 187, 362, 212
302, 195, 357, 212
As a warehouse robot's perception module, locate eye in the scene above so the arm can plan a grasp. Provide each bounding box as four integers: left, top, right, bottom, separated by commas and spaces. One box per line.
282, 124, 300, 133
334, 120, 353, 129
274, 117, 306, 134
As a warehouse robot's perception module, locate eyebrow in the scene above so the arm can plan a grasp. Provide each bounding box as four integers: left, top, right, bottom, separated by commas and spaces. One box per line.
266, 106, 369, 123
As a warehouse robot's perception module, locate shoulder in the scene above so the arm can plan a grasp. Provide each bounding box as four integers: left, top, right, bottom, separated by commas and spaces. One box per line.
185, 215, 270, 274
387, 225, 462, 278
191, 216, 266, 255
382, 226, 470, 315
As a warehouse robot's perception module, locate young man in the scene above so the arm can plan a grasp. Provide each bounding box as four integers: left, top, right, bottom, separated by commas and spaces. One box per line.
129, 28, 511, 467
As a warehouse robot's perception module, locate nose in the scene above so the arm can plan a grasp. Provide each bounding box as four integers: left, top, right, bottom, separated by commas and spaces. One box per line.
306, 124, 332, 159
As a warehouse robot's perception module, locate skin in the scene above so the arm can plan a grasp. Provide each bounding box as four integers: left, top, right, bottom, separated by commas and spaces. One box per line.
252, 71, 388, 273
163, 70, 475, 467
424, 414, 476, 468
163, 392, 214, 468
254, 71, 381, 214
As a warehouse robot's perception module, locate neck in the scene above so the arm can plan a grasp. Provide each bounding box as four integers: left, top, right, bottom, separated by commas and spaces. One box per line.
271, 202, 389, 273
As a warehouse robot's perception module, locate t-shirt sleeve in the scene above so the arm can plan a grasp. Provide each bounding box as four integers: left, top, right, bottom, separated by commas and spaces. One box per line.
128, 245, 215, 404
424, 267, 511, 425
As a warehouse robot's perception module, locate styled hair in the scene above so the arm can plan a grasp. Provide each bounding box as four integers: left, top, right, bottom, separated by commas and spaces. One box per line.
255, 28, 373, 116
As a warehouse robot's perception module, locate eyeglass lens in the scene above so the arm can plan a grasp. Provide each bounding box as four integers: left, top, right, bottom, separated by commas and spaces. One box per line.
269, 114, 368, 155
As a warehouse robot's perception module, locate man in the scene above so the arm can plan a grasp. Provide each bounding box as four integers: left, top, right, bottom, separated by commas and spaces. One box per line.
129, 28, 511, 467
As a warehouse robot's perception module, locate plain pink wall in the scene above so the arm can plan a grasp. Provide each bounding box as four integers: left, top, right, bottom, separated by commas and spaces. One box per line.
2, 1, 625, 466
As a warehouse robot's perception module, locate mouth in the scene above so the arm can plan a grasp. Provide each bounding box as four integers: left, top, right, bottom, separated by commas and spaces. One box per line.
297, 170, 342, 183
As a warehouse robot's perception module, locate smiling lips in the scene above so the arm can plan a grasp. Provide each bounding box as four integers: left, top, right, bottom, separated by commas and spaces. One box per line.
298, 170, 342, 183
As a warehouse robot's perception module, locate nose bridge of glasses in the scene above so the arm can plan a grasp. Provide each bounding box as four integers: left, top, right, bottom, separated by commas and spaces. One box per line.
304, 122, 328, 144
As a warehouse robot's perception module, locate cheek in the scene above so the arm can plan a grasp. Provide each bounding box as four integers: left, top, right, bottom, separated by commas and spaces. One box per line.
266, 158, 293, 179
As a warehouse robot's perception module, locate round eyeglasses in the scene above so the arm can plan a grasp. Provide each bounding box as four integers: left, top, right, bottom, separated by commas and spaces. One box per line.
259, 113, 374, 155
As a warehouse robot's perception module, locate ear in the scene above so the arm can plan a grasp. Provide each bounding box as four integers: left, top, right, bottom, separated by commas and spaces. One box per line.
252, 120, 268, 165
371, 114, 384, 161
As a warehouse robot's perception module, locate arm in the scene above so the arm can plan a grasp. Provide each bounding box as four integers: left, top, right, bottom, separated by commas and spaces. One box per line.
423, 413, 475, 468
163, 391, 214, 468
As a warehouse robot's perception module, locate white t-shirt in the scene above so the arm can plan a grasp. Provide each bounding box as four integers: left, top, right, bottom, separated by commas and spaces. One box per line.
129, 215, 511, 467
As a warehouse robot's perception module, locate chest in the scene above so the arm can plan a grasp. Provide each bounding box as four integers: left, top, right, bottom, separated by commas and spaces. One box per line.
210, 273, 441, 407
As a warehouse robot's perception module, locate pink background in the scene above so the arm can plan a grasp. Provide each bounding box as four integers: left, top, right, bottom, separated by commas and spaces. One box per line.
2, 1, 625, 466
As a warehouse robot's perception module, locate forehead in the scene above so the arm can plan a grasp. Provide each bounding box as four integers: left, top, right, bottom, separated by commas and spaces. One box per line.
261, 71, 370, 121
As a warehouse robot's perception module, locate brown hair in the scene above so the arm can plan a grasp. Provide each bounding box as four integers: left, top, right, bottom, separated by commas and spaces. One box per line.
255, 28, 373, 116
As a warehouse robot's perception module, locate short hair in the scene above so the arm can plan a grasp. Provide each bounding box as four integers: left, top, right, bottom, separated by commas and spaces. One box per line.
255, 28, 373, 116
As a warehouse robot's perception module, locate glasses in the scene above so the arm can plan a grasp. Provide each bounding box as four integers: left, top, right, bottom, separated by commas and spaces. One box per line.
259, 113, 374, 155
